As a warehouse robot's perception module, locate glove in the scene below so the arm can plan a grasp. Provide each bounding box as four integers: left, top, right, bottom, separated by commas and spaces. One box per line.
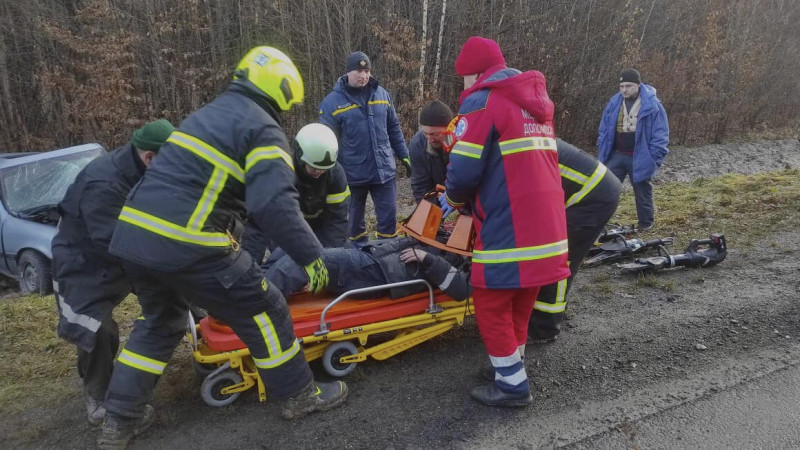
438, 193, 455, 218
303, 257, 329, 294
402, 157, 412, 177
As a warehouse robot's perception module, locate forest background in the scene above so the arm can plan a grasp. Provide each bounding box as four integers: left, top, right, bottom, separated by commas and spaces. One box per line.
1, 0, 798, 152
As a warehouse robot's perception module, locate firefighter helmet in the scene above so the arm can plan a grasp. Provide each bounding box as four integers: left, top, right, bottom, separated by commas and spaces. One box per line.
295, 123, 338, 170
233, 46, 304, 111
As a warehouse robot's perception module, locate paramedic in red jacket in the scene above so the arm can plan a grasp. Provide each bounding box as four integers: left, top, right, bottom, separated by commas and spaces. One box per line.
442, 37, 571, 407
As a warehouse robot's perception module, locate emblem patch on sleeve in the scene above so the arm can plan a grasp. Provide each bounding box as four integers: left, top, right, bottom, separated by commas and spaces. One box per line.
455, 117, 468, 138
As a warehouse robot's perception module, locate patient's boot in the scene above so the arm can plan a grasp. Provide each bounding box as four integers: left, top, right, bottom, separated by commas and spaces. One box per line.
281, 380, 348, 420
97, 405, 155, 449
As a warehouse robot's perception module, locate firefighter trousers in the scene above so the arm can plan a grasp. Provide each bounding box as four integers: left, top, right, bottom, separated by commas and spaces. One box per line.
530, 201, 618, 339
104, 250, 312, 418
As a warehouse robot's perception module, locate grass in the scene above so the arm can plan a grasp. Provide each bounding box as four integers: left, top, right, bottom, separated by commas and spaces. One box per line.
2, 169, 800, 420
612, 169, 800, 249
0, 294, 141, 417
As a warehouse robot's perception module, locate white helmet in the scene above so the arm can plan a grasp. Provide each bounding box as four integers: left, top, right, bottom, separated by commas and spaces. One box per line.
295, 123, 338, 170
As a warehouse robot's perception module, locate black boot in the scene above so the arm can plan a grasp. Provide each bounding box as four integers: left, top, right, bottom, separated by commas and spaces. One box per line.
470, 382, 532, 407
281, 380, 348, 420
97, 405, 155, 449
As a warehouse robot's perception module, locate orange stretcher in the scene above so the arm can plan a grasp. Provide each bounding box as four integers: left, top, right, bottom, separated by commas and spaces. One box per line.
186, 279, 474, 407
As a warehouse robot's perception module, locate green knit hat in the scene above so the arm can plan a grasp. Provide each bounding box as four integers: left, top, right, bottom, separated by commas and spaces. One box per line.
131, 119, 175, 151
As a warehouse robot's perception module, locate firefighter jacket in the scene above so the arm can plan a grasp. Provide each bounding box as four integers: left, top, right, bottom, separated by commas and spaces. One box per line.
363, 237, 471, 300
319, 75, 409, 186
445, 67, 571, 289
557, 139, 622, 227
596, 83, 669, 182
52, 144, 143, 351
109, 84, 323, 272
241, 157, 350, 259
408, 130, 448, 203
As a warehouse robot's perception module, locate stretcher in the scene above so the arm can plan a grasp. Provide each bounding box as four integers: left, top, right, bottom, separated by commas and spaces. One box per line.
185, 279, 474, 407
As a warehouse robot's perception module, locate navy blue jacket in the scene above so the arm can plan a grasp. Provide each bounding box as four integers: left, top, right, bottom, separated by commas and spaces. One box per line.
597, 83, 670, 182
109, 85, 322, 271
53, 144, 140, 350
319, 76, 409, 186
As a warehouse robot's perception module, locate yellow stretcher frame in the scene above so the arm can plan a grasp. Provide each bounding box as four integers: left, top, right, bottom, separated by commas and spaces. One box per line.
186, 279, 474, 407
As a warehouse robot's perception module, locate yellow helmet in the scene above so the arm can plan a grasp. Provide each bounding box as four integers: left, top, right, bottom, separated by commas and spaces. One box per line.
233, 46, 304, 111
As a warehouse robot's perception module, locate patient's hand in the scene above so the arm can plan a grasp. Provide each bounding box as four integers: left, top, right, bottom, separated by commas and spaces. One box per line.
400, 248, 428, 264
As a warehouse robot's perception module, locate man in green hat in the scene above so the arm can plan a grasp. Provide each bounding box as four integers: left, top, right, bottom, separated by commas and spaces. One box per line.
52, 119, 175, 425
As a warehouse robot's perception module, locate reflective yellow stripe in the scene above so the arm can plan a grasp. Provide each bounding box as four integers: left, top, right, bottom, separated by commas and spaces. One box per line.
245, 146, 294, 172
253, 339, 302, 369
349, 230, 369, 241
375, 230, 399, 238
451, 141, 483, 159
167, 132, 244, 183
332, 104, 358, 116
188, 167, 227, 231
534, 278, 568, 313
253, 312, 281, 356
559, 165, 587, 184
326, 186, 350, 204
117, 349, 166, 375
565, 163, 607, 208
119, 206, 230, 247
473, 239, 569, 264
445, 192, 464, 207
368, 100, 391, 107
498, 137, 557, 156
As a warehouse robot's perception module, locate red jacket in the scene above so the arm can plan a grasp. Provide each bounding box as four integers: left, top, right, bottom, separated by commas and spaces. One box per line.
445, 66, 570, 289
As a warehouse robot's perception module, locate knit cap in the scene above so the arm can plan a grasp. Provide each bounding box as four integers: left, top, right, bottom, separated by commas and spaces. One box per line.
346, 52, 371, 72
455, 36, 506, 76
418, 100, 454, 127
131, 119, 175, 151
619, 68, 641, 84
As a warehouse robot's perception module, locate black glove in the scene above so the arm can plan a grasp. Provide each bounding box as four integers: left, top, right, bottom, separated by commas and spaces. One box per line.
402, 157, 412, 177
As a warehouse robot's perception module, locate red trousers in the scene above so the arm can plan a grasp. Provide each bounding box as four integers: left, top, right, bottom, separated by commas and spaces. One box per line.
472, 286, 541, 357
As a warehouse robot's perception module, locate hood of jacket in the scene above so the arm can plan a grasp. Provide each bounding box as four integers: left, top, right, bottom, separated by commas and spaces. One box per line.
459, 66, 554, 124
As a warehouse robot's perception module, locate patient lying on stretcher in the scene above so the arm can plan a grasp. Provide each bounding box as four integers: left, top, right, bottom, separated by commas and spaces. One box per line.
264, 237, 471, 301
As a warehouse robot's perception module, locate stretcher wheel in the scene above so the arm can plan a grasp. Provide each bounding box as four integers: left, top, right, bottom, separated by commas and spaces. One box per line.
322, 341, 358, 377
201, 369, 243, 407
192, 359, 218, 378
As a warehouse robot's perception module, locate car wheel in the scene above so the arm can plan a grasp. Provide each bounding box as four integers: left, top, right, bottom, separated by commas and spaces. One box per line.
18, 251, 53, 296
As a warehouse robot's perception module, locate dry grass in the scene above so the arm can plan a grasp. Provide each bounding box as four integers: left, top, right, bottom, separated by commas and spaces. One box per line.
0, 294, 140, 416
612, 169, 800, 249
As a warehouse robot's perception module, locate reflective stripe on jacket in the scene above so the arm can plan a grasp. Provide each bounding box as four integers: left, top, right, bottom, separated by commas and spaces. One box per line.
319, 76, 409, 186
446, 67, 570, 289
109, 86, 322, 271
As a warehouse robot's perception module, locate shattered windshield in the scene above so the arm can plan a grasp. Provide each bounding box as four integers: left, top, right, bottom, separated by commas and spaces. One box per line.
0, 148, 104, 218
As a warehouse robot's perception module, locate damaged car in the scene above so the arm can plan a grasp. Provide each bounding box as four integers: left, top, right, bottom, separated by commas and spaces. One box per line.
0, 144, 105, 295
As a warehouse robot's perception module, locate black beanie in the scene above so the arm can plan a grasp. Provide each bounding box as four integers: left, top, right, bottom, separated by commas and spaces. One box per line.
620, 68, 641, 84
418, 100, 454, 127
346, 52, 371, 72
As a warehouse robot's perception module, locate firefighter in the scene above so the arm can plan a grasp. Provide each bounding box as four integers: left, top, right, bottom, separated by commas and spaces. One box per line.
242, 122, 350, 263
99, 47, 346, 448
52, 119, 175, 425
529, 139, 621, 342
441, 37, 571, 407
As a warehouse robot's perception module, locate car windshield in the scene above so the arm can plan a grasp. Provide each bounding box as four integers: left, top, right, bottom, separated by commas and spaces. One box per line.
0, 148, 104, 216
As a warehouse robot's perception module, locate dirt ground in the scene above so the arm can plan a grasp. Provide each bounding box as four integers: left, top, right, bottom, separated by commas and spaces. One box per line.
2, 139, 800, 449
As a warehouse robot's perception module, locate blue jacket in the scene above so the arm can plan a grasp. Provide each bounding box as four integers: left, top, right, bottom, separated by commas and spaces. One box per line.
597, 83, 669, 182
319, 76, 409, 186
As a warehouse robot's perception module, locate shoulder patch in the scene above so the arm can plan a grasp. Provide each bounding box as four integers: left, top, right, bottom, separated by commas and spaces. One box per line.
455, 117, 468, 139
458, 89, 490, 115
